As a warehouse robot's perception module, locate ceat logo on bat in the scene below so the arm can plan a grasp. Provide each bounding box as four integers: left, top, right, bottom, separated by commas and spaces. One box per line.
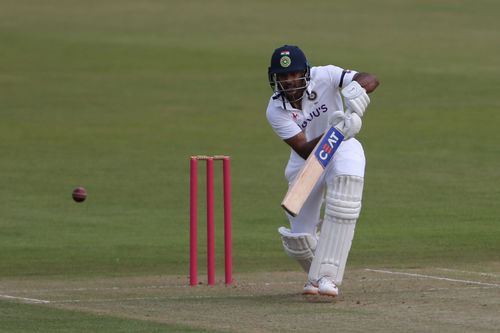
314, 127, 345, 168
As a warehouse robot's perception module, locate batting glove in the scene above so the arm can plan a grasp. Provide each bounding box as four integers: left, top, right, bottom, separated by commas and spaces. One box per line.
328, 110, 362, 140
341, 81, 370, 117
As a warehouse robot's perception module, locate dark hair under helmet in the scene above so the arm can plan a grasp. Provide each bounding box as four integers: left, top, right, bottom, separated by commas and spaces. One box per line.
268, 45, 310, 91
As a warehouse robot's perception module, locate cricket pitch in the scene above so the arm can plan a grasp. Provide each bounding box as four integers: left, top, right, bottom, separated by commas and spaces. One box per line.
1, 265, 499, 332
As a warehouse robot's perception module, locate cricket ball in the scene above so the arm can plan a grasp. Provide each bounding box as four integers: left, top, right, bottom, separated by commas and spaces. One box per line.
72, 187, 87, 203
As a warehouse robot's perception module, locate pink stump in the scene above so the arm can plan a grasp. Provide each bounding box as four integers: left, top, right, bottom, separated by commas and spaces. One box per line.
223, 157, 233, 285
206, 158, 215, 286
189, 158, 198, 286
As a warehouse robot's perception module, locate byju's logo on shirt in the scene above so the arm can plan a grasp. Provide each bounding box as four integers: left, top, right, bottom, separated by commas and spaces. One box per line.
300, 104, 328, 129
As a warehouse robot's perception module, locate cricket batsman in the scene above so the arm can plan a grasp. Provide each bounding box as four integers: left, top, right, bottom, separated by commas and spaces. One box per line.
266, 45, 379, 296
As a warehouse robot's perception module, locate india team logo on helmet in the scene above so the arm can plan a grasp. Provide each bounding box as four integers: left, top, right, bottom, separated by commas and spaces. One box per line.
280, 56, 291, 68
280, 50, 291, 67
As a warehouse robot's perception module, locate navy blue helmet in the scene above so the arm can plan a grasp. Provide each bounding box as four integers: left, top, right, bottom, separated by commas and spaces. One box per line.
268, 45, 311, 92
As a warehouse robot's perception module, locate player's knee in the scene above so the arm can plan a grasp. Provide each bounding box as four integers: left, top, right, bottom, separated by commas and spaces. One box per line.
325, 175, 364, 220
328, 139, 365, 178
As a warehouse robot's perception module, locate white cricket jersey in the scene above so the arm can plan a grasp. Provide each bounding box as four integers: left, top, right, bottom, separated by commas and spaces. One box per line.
266, 65, 357, 175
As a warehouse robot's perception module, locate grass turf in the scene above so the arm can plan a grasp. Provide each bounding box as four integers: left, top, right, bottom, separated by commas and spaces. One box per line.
0, 0, 499, 330
0, 300, 218, 333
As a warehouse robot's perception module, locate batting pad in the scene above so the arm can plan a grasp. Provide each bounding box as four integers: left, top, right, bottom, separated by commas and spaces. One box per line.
278, 227, 318, 273
308, 175, 364, 285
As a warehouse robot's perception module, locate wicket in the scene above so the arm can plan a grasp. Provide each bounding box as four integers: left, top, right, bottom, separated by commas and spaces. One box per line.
189, 155, 232, 286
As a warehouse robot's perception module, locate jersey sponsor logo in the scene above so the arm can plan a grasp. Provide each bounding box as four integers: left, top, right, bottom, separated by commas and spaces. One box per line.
300, 104, 328, 129
314, 127, 344, 168
291, 112, 299, 121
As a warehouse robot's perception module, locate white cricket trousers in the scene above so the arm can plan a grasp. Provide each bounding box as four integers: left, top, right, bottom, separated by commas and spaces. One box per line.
284, 138, 366, 234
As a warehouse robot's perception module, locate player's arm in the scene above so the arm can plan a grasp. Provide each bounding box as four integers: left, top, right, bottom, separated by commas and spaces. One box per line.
353, 72, 379, 93
284, 132, 322, 160
283, 110, 361, 160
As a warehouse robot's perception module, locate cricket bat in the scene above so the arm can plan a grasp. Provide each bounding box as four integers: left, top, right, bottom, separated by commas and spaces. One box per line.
281, 126, 345, 217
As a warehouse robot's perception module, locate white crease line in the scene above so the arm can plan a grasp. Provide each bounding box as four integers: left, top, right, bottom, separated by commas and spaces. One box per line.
51, 294, 279, 304
1, 285, 181, 293
360, 278, 416, 282
2, 281, 299, 294
365, 269, 500, 288
428, 286, 498, 291
436, 268, 500, 278
0, 294, 50, 304
53, 296, 164, 304
243, 281, 298, 286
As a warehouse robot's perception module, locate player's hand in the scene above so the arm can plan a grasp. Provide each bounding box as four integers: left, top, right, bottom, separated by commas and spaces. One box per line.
329, 110, 362, 140
341, 81, 370, 117
328, 111, 345, 128
341, 110, 362, 140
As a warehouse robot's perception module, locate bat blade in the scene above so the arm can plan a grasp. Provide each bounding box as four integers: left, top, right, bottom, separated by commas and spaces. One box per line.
281, 126, 345, 217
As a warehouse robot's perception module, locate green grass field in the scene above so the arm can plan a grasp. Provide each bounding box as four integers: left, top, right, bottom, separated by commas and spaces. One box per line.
1, 0, 499, 331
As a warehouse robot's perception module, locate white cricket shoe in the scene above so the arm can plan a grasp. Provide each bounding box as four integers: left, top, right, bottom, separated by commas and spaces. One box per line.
302, 281, 319, 295
318, 277, 338, 297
